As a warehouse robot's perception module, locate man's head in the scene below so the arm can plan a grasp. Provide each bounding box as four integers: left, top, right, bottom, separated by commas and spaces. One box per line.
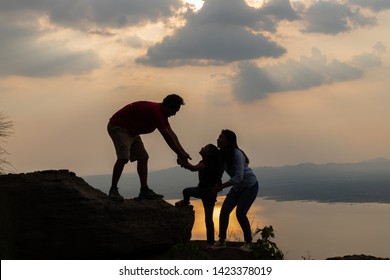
162, 94, 185, 117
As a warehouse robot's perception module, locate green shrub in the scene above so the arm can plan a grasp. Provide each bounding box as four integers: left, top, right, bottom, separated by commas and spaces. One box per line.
251, 226, 284, 260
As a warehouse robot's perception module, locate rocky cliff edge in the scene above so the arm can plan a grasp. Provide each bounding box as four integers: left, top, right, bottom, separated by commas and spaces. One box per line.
0, 170, 194, 259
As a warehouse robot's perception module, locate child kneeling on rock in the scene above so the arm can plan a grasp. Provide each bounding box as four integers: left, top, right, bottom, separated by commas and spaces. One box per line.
175, 144, 223, 245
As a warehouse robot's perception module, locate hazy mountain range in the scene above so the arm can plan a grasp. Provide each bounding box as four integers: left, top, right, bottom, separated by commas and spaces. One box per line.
83, 158, 390, 203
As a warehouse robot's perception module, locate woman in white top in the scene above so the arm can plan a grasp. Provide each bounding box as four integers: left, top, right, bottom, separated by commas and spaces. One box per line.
212, 129, 259, 252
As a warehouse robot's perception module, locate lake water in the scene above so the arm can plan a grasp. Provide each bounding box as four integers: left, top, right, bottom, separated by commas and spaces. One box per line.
167, 197, 390, 260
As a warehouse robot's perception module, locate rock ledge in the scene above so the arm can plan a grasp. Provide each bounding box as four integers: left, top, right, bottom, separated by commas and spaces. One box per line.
0, 170, 194, 259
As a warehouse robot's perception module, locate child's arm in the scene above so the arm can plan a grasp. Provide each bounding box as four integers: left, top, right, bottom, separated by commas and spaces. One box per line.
177, 158, 205, 172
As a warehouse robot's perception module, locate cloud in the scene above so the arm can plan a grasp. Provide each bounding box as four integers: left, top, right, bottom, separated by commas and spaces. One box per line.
88, 29, 116, 37
254, 0, 300, 32
194, 0, 299, 29
1, 0, 386, 75
349, 0, 390, 12
230, 47, 383, 102
136, 24, 286, 67
350, 52, 383, 69
0, 0, 177, 78
231, 62, 278, 102
196, 0, 260, 28
135, 0, 385, 67
372, 42, 387, 54
136, 0, 289, 67
261, 0, 300, 21
301, 1, 376, 34
0, 18, 100, 78
0, 0, 183, 29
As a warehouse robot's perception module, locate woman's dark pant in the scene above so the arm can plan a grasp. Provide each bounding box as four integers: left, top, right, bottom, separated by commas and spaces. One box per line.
183, 187, 216, 244
218, 182, 259, 243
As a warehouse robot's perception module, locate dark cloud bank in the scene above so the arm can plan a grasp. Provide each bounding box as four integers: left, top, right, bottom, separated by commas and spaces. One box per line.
1, 0, 388, 99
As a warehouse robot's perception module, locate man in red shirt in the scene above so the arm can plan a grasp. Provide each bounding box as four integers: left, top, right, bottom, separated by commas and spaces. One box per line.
107, 94, 191, 201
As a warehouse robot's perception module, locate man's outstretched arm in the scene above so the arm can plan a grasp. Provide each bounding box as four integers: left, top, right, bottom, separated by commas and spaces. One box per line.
159, 127, 191, 161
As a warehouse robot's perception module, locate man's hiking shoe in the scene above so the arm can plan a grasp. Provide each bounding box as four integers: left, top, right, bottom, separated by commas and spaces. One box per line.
211, 240, 226, 250
109, 187, 124, 202
175, 200, 190, 207
136, 188, 164, 200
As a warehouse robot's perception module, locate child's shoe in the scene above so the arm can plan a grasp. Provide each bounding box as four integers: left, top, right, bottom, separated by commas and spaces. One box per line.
239, 242, 252, 252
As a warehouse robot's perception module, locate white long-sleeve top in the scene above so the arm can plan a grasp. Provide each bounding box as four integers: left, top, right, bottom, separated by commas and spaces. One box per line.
226, 148, 258, 191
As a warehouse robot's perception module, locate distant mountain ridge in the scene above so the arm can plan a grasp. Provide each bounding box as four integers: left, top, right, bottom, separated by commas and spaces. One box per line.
256, 157, 390, 203
83, 158, 390, 203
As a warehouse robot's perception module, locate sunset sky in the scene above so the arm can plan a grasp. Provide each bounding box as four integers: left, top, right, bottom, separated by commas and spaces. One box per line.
1, 0, 390, 176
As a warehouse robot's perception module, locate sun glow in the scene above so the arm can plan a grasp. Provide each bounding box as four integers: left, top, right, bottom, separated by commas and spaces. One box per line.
184, 0, 204, 10
169, 196, 266, 242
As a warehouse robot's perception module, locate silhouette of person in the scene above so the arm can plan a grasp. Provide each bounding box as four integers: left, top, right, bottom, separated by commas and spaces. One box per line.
211, 129, 259, 252
175, 144, 223, 245
107, 94, 191, 201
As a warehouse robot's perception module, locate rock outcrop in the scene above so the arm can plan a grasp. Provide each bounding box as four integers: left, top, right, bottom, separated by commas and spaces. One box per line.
326, 254, 389, 260
0, 170, 194, 259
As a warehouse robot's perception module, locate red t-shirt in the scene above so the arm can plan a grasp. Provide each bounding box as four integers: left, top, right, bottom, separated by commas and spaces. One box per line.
109, 101, 170, 135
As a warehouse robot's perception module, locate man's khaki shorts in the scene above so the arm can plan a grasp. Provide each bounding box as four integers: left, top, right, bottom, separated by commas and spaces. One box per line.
107, 122, 149, 162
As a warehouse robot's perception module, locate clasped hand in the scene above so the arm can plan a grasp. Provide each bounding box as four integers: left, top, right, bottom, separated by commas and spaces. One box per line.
177, 157, 188, 167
